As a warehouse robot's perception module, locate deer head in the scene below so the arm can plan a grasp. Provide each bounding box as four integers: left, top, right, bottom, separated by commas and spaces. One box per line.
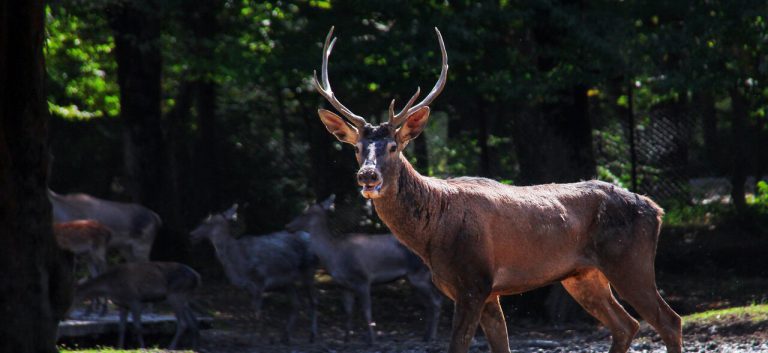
189, 204, 238, 243
314, 27, 448, 199
285, 195, 335, 233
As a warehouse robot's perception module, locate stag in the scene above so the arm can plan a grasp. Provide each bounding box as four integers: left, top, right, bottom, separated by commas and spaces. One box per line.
49, 189, 161, 262
312, 27, 682, 353
73, 262, 201, 349
189, 204, 318, 343
286, 195, 443, 344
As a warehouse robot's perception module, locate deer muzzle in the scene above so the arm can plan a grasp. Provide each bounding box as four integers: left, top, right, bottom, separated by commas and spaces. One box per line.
357, 167, 383, 199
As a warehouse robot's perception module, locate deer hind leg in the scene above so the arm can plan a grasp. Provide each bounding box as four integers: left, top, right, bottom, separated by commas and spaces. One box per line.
479, 296, 511, 353
168, 299, 188, 349
129, 302, 146, 348
561, 268, 639, 353
184, 306, 200, 348
601, 264, 682, 353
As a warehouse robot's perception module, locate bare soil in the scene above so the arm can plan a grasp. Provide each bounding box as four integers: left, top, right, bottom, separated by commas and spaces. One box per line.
190, 274, 768, 353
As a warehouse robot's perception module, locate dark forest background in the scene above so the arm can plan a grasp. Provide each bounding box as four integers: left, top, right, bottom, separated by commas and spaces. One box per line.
44, 0, 767, 262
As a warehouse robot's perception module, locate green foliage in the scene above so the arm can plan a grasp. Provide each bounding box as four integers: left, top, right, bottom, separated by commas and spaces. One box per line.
43, 0, 768, 234
662, 200, 728, 227
45, 5, 119, 120
747, 180, 768, 213
60, 348, 192, 353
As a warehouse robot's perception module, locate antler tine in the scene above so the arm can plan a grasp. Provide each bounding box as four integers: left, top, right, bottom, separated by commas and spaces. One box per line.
312, 26, 368, 128
389, 87, 421, 127
390, 27, 449, 127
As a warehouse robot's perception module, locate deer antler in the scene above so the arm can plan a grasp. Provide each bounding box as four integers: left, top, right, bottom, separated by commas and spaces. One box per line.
313, 27, 368, 129
389, 27, 449, 127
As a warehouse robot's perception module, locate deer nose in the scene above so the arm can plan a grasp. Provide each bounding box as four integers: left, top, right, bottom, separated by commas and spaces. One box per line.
357, 168, 381, 186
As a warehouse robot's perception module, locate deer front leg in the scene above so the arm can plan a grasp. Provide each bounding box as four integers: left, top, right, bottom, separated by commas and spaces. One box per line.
342, 289, 355, 342
448, 293, 487, 353
244, 282, 265, 319
356, 285, 376, 345
305, 279, 318, 343
479, 296, 510, 353
281, 286, 299, 344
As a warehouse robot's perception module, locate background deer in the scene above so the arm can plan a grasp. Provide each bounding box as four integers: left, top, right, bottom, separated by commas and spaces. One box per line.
73, 261, 200, 349
54, 219, 112, 315
286, 195, 443, 344
312, 27, 682, 353
54, 220, 111, 280
189, 204, 318, 343
49, 189, 161, 262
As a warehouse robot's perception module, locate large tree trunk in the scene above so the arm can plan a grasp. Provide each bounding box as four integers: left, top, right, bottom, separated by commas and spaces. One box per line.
0, 1, 74, 350
185, 0, 223, 216
109, 1, 182, 258
508, 1, 596, 324
514, 85, 596, 184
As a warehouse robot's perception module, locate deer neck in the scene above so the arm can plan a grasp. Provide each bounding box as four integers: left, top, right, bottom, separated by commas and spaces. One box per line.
207, 227, 248, 284
372, 155, 443, 265
304, 214, 341, 272
77, 276, 111, 300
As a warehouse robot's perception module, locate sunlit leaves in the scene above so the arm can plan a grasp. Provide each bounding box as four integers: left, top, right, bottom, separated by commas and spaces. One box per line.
45, 5, 118, 120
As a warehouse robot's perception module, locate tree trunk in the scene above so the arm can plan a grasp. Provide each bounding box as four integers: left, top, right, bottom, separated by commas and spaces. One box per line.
509, 1, 595, 323
729, 87, 748, 214
0, 1, 74, 350
184, 0, 223, 215
695, 90, 719, 170
514, 85, 596, 184
109, 1, 182, 258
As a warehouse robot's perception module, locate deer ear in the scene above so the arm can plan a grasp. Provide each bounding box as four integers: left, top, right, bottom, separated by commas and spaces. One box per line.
318, 109, 359, 145
395, 106, 430, 145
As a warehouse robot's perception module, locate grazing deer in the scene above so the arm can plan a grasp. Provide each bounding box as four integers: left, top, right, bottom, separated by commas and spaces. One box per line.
49, 189, 161, 262
286, 195, 443, 344
312, 27, 682, 353
54, 220, 111, 280
73, 262, 201, 349
189, 204, 318, 343
54, 220, 112, 315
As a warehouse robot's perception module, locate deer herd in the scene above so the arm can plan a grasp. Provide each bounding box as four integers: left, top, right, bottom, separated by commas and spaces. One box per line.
53, 27, 682, 353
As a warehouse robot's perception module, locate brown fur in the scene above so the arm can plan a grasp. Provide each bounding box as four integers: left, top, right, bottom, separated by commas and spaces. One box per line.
54, 220, 111, 279
74, 262, 201, 349
314, 30, 681, 352
317, 112, 682, 353
371, 157, 681, 353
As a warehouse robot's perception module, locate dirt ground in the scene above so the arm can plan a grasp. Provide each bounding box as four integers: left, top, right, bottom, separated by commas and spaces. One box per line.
62, 223, 768, 353
187, 273, 768, 353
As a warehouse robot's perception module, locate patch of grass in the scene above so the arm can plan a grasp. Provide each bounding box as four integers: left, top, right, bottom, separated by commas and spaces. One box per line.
683, 304, 768, 325
59, 348, 194, 353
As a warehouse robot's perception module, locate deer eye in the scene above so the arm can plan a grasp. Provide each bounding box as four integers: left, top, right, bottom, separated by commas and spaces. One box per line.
389, 145, 397, 153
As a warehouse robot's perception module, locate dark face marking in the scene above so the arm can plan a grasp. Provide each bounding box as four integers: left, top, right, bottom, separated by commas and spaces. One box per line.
355, 123, 402, 198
